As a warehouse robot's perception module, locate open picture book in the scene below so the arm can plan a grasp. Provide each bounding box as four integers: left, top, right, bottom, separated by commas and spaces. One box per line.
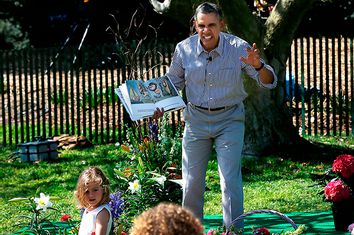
115, 76, 186, 121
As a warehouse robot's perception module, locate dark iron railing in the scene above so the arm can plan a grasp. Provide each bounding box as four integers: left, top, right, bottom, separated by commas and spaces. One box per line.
286, 35, 354, 137
0, 40, 179, 146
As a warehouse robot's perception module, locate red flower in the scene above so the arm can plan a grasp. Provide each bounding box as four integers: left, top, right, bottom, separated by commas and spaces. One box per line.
324, 180, 351, 202
332, 154, 354, 178
120, 232, 127, 235
254, 227, 270, 235
60, 214, 71, 222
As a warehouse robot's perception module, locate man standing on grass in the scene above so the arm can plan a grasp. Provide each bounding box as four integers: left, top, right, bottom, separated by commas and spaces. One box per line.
154, 1, 277, 229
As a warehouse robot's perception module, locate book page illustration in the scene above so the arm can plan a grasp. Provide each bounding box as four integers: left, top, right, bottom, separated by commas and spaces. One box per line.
115, 76, 186, 121
126, 80, 155, 104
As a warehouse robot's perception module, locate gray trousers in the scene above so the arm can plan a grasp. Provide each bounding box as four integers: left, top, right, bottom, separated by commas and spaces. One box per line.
182, 102, 245, 229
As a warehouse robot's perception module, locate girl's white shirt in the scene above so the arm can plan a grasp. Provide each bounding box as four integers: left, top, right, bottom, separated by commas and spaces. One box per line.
78, 204, 112, 235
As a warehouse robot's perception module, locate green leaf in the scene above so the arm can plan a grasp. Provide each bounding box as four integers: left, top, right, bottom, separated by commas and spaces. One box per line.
117, 224, 124, 235
113, 169, 129, 182
149, 171, 162, 177
50, 196, 61, 201
137, 156, 145, 173
168, 179, 183, 187
8, 197, 29, 202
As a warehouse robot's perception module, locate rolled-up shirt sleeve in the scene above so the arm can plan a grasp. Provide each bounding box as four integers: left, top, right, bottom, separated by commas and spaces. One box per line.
242, 59, 278, 89
166, 45, 186, 91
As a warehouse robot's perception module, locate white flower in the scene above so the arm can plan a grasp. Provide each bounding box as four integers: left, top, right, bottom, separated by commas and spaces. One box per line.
152, 175, 167, 186
128, 180, 141, 193
34, 193, 52, 211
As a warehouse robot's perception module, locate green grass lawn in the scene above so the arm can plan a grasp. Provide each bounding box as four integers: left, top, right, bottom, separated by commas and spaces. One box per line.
0, 135, 352, 234
204, 155, 331, 215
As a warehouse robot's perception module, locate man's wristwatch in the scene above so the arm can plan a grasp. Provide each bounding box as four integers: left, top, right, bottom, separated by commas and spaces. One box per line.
255, 62, 264, 71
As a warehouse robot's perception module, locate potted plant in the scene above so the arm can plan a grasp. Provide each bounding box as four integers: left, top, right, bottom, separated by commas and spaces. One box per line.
321, 154, 354, 231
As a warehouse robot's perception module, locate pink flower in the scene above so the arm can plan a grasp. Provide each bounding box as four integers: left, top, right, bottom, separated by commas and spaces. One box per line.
207, 229, 216, 235
348, 223, 354, 234
332, 154, 354, 178
60, 214, 71, 222
324, 180, 351, 202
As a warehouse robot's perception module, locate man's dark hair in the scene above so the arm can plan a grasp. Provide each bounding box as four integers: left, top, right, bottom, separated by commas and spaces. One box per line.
193, 2, 223, 20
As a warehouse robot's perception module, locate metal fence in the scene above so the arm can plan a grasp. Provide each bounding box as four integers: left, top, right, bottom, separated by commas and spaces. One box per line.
0, 40, 181, 146
286, 35, 354, 136
1, 35, 353, 147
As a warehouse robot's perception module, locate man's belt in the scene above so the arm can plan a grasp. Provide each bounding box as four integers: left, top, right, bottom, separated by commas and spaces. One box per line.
194, 105, 226, 111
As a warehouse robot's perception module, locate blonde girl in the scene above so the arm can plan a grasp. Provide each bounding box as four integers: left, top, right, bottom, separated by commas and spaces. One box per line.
75, 167, 112, 235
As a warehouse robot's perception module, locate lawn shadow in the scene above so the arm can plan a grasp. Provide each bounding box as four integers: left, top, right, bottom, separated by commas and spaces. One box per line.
272, 137, 354, 163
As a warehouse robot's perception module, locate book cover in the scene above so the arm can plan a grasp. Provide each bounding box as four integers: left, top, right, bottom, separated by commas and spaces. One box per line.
115, 76, 186, 121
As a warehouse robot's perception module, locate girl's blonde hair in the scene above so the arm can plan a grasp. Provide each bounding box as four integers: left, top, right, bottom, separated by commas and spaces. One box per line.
74, 167, 110, 208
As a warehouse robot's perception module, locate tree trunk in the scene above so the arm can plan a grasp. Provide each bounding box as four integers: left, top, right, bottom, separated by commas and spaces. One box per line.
149, 0, 321, 156
242, 0, 317, 155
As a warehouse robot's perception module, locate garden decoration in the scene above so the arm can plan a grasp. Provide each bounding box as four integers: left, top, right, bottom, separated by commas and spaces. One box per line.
206, 209, 306, 235
16, 137, 59, 162
322, 154, 354, 231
